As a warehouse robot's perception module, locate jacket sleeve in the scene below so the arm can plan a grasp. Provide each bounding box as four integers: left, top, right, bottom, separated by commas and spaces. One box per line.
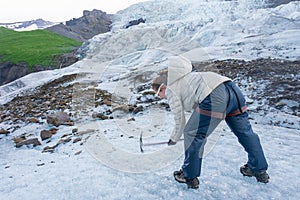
168, 92, 186, 142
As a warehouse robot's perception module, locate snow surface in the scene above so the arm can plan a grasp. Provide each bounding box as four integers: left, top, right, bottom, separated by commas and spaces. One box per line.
1, 0, 300, 199
0, 21, 57, 31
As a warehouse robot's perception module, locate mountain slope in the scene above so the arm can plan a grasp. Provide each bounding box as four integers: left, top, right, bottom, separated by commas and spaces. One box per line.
0, 9, 113, 86
0, 28, 81, 66
0, 19, 56, 31
0, 27, 81, 85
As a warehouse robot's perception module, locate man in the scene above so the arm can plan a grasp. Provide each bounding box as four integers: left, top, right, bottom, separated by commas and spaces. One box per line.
152, 55, 269, 189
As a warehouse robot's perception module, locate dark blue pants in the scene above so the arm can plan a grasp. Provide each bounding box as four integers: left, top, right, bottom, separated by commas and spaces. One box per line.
182, 81, 268, 179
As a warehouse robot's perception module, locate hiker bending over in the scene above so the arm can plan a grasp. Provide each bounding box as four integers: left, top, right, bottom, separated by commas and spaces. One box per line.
152, 56, 269, 189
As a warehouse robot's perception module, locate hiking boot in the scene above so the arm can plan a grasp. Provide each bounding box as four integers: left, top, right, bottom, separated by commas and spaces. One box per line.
173, 169, 186, 183
186, 178, 200, 189
173, 169, 199, 189
240, 164, 270, 183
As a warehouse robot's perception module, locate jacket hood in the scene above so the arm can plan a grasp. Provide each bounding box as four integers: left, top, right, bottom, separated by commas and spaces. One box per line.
167, 55, 193, 86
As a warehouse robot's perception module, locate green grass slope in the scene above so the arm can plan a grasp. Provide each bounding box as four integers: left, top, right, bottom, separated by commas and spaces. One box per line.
0, 27, 82, 67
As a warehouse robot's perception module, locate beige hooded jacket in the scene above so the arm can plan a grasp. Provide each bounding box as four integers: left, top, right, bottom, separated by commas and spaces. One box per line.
166, 56, 230, 142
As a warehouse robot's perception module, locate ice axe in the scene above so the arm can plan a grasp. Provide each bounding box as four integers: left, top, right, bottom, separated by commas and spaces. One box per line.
139, 132, 183, 153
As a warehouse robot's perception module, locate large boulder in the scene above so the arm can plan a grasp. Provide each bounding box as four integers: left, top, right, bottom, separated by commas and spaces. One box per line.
46, 112, 74, 126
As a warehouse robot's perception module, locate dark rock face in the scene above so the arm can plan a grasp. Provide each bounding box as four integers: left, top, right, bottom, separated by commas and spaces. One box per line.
0, 51, 79, 86
46, 9, 112, 42
0, 62, 28, 86
125, 18, 146, 28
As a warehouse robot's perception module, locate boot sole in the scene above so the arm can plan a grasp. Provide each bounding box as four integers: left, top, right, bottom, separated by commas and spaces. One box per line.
241, 169, 269, 183
187, 184, 199, 189
174, 174, 200, 189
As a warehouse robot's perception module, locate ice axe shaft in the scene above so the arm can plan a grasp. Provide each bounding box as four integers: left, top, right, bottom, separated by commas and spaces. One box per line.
143, 141, 169, 146
140, 132, 183, 153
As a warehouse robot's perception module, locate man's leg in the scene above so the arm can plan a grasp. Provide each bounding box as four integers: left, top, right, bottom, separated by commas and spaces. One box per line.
182, 97, 222, 179
225, 112, 268, 172
174, 83, 226, 188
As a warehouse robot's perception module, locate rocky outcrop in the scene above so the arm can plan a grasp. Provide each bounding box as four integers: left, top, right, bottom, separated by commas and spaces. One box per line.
46, 9, 112, 42
0, 51, 79, 86
125, 18, 146, 28
0, 62, 29, 86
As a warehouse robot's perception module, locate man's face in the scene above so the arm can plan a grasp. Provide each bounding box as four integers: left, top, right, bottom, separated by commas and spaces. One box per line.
155, 84, 167, 99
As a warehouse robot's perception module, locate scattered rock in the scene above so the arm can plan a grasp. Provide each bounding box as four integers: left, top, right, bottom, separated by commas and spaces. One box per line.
103, 99, 112, 106
133, 105, 144, 114
49, 128, 58, 134
275, 101, 287, 107
40, 130, 54, 141
75, 129, 95, 136
58, 137, 72, 144
61, 133, 72, 138
42, 137, 72, 153
127, 117, 135, 121
73, 138, 82, 143
15, 138, 41, 148
28, 117, 39, 123
42, 146, 55, 153
92, 112, 109, 120
0, 129, 10, 135
13, 135, 26, 144
72, 128, 78, 133
74, 150, 82, 155
112, 105, 130, 113
142, 91, 156, 96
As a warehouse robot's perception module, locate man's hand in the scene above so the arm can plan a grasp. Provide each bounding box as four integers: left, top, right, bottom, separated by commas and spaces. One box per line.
168, 139, 176, 146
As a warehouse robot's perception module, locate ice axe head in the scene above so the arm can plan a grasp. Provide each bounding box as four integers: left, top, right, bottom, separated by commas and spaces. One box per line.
140, 132, 144, 153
